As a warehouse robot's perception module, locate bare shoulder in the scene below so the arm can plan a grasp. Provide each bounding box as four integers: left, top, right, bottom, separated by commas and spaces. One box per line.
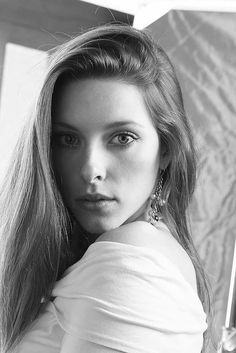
96, 221, 197, 292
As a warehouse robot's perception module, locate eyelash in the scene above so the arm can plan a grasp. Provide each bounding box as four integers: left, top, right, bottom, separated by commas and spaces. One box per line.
52, 131, 139, 149
52, 133, 79, 149
110, 131, 139, 147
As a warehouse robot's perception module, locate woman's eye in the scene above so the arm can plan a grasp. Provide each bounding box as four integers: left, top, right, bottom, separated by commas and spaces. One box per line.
111, 132, 138, 146
52, 133, 79, 148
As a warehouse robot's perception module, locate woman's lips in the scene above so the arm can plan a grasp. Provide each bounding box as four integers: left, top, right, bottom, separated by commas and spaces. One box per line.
77, 199, 116, 211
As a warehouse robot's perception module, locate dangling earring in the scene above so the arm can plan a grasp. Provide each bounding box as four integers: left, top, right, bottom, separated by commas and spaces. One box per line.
148, 174, 166, 225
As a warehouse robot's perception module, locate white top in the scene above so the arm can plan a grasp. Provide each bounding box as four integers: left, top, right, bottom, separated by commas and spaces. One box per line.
16, 241, 207, 353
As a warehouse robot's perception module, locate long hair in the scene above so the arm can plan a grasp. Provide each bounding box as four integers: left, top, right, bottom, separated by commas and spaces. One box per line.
0, 23, 212, 352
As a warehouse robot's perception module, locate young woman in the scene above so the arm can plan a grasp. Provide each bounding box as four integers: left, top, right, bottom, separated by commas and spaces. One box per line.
0, 24, 211, 353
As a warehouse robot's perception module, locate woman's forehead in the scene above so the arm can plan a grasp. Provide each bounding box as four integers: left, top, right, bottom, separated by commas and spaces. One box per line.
52, 77, 155, 132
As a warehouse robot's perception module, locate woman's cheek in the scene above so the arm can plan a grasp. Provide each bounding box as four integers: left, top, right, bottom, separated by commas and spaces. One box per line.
52, 154, 76, 194
127, 146, 159, 174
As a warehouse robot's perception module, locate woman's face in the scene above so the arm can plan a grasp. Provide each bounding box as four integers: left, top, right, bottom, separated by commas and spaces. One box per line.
52, 78, 161, 239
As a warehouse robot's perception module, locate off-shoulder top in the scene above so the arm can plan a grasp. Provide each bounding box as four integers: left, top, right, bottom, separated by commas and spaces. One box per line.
15, 240, 207, 353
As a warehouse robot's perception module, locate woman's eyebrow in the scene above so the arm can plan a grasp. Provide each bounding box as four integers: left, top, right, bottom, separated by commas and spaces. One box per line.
105, 121, 145, 130
52, 122, 78, 131
52, 121, 145, 131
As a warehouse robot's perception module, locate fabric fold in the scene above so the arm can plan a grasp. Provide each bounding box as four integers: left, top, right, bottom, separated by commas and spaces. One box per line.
50, 241, 207, 353
16, 240, 207, 353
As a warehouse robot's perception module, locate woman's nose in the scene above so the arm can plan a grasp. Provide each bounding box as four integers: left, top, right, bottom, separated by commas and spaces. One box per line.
80, 146, 107, 185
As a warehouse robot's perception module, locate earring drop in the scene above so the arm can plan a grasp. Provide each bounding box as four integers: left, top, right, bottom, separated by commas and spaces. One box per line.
148, 175, 166, 225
